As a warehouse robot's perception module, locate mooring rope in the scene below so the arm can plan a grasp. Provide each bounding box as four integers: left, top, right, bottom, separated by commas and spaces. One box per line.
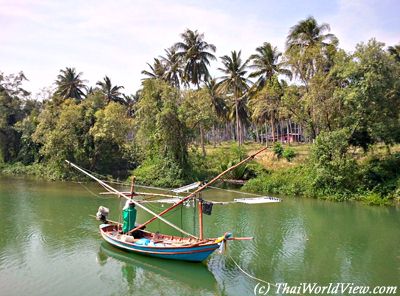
228, 254, 274, 286
227, 254, 304, 296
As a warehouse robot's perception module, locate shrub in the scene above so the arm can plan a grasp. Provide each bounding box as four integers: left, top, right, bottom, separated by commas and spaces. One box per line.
283, 148, 296, 162
273, 143, 284, 159
310, 129, 358, 193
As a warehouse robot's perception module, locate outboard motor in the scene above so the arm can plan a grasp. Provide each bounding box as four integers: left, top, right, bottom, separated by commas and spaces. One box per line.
96, 206, 109, 223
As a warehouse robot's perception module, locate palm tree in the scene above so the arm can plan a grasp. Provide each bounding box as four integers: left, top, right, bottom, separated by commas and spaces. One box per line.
123, 91, 140, 117
249, 76, 283, 144
205, 78, 229, 144
388, 44, 400, 62
286, 16, 338, 50
96, 76, 124, 104
141, 58, 166, 80
55, 67, 86, 100
217, 50, 251, 145
175, 29, 216, 87
160, 46, 183, 88
248, 42, 291, 142
85, 86, 95, 97
249, 42, 292, 89
205, 78, 228, 119
286, 17, 338, 85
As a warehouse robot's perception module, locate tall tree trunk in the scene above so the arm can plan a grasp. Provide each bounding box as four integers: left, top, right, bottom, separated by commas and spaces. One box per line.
264, 121, 268, 147
212, 125, 216, 148
270, 113, 275, 143
255, 124, 259, 143
235, 100, 240, 145
200, 124, 206, 157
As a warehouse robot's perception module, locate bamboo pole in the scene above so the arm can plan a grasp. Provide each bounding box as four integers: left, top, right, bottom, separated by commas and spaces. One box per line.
128, 146, 268, 235
65, 160, 197, 239
198, 197, 203, 240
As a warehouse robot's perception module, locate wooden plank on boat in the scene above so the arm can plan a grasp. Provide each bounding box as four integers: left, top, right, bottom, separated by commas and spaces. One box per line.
234, 197, 281, 204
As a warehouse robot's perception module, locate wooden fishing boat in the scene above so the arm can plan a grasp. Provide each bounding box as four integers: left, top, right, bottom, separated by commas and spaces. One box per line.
99, 224, 225, 262
66, 147, 267, 262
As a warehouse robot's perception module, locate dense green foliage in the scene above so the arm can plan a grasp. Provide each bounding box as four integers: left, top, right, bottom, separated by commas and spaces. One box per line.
133, 80, 189, 186
1, 19, 399, 205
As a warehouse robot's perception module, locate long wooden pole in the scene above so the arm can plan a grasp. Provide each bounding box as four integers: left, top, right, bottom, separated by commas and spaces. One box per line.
198, 197, 203, 240
65, 160, 197, 239
128, 147, 268, 234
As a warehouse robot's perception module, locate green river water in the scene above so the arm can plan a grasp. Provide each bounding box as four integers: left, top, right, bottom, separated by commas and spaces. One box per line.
0, 177, 399, 296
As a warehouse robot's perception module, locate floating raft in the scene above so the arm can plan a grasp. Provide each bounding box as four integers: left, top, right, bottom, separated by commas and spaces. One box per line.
171, 182, 201, 193
234, 197, 281, 204
143, 196, 281, 205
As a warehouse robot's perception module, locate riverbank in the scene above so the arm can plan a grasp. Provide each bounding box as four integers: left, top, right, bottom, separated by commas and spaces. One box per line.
198, 142, 400, 206
2, 141, 400, 206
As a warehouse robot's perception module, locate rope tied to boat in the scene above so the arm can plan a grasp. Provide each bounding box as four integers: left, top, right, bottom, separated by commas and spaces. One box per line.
227, 255, 304, 296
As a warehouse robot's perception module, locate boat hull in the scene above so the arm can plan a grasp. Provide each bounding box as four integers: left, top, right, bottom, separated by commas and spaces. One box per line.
99, 224, 220, 262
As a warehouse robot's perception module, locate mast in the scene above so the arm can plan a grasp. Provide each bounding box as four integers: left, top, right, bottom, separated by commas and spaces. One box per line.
65, 160, 198, 239
198, 196, 203, 240
128, 147, 268, 235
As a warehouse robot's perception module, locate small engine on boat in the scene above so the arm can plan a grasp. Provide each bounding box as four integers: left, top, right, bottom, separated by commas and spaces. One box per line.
96, 206, 109, 223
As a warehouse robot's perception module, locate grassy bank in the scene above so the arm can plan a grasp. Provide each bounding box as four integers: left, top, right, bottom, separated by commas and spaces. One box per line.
2, 141, 400, 206
234, 142, 400, 206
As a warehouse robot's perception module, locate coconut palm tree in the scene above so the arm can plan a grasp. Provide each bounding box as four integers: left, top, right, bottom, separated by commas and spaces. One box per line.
96, 76, 124, 104
141, 58, 166, 80
285, 17, 338, 84
248, 42, 291, 142
286, 16, 338, 50
55, 67, 86, 100
205, 78, 230, 143
249, 75, 284, 144
249, 42, 292, 89
175, 29, 216, 87
160, 46, 183, 88
205, 78, 228, 119
123, 91, 140, 117
388, 44, 400, 62
217, 50, 251, 145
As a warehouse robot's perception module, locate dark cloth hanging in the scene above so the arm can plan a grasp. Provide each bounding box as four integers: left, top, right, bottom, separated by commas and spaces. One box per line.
202, 201, 213, 215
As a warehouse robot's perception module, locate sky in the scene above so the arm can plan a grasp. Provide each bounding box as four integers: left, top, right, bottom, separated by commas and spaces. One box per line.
0, 0, 399, 98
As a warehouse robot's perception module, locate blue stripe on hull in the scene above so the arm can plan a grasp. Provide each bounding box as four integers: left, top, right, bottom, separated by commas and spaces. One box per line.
101, 232, 220, 262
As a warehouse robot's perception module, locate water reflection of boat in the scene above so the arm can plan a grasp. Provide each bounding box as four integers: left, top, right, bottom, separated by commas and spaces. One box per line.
98, 242, 218, 291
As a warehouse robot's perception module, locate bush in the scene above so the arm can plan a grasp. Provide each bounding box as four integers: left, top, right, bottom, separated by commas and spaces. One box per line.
310, 129, 358, 193
242, 165, 313, 196
361, 192, 392, 206
273, 143, 284, 159
283, 148, 296, 162
132, 157, 187, 188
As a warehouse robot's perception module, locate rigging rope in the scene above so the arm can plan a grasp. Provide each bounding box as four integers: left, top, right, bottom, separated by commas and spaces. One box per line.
208, 186, 260, 196
76, 167, 175, 192
78, 182, 113, 199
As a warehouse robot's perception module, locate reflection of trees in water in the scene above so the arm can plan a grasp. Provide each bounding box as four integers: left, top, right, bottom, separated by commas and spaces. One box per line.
97, 243, 219, 295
